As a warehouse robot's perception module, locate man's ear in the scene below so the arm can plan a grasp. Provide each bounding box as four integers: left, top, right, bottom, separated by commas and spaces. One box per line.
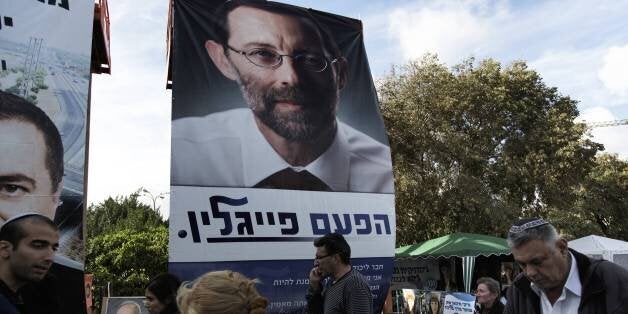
205, 40, 239, 81
0, 241, 13, 259
333, 57, 348, 91
555, 238, 568, 255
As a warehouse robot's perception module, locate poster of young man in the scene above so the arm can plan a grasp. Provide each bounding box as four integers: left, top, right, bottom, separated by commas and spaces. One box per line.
0, 1, 93, 313
169, 0, 395, 312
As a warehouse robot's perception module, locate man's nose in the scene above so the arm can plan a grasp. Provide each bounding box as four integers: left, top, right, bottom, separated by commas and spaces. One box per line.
44, 247, 55, 262
524, 265, 538, 278
276, 57, 300, 86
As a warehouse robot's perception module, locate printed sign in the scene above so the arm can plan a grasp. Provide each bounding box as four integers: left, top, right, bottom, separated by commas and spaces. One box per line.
392, 259, 440, 290
169, 1, 395, 312
102, 297, 148, 314
443, 293, 476, 314
0, 1, 93, 313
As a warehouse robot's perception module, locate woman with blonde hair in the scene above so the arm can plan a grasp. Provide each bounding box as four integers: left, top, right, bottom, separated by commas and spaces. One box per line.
177, 270, 268, 314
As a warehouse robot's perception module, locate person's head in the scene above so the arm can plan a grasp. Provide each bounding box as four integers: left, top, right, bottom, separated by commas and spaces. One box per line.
313, 232, 351, 277
429, 294, 440, 314
0, 213, 59, 289
0, 91, 64, 222
176, 270, 267, 314
475, 277, 499, 306
145, 273, 181, 314
205, 0, 348, 142
116, 301, 141, 314
507, 218, 570, 292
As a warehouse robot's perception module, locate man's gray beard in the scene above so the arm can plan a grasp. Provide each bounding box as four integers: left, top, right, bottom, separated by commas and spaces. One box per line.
239, 83, 336, 142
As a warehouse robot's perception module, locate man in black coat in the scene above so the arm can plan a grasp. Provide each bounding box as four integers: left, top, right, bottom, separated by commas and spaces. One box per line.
505, 218, 628, 314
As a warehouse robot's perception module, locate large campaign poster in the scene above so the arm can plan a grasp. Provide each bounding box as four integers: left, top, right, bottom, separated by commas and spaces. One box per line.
0, 1, 93, 313
170, 0, 395, 312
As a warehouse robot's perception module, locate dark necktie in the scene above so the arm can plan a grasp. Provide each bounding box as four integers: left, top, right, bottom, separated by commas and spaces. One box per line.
253, 168, 331, 191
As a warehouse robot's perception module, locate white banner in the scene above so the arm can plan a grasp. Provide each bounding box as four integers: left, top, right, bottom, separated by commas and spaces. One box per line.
443, 293, 476, 314
170, 186, 395, 262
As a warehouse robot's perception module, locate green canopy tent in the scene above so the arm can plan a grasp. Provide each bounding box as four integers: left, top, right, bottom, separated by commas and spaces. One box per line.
395, 232, 511, 293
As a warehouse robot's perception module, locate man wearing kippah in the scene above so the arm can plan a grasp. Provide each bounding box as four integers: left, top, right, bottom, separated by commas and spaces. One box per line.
505, 218, 628, 314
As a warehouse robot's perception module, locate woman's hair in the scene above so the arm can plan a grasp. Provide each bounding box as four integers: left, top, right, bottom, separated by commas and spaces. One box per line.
429, 294, 441, 311
476, 277, 500, 296
177, 270, 268, 314
146, 273, 181, 314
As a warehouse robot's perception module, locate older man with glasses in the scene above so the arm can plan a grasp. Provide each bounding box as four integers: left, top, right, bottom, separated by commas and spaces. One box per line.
171, 0, 393, 193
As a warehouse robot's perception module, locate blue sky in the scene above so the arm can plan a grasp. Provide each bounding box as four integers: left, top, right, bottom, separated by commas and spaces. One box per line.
89, 0, 628, 217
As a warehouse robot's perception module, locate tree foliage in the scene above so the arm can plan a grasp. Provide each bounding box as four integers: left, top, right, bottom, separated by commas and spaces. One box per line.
86, 226, 169, 296
379, 55, 603, 245
551, 153, 628, 240
85, 190, 169, 297
86, 189, 165, 239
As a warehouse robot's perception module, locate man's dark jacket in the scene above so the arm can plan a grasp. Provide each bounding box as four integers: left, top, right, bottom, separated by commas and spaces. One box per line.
505, 249, 628, 314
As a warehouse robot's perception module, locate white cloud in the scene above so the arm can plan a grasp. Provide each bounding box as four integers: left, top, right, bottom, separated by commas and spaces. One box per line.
578, 107, 628, 159
598, 44, 628, 97
387, 1, 502, 65
87, 1, 172, 217
528, 48, 615, 109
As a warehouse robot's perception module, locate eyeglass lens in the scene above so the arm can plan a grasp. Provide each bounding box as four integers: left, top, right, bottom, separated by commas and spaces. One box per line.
245, 48, 328, 72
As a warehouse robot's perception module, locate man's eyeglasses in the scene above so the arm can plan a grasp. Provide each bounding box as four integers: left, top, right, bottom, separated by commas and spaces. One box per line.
226, 45, 337, 72
315, 253, 335, 260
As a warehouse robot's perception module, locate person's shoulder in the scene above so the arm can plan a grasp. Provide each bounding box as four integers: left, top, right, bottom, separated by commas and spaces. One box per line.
0, 294, 19, 314
591, 257, 628, 281
347, 269, 369, 285
172, 108, 250, 140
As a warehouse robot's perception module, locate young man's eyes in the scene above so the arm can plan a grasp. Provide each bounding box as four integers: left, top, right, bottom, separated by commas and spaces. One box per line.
30, 240, 58, 251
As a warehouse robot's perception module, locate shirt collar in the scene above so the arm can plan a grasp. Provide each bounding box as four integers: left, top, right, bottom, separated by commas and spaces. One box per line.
530, 252, 582, 297
241, 110, 350, 190
564, 252, 582, 296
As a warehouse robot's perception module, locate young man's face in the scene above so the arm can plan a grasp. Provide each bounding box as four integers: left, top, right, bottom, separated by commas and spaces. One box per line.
0, 120, 60, 222
5, 220, 59, 284
225, 6, 341, 141
511, 239, 570, 291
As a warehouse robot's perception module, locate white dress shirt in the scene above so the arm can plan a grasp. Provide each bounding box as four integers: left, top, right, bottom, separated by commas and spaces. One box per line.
531, 252, 582, 314
171, 108, 394, 193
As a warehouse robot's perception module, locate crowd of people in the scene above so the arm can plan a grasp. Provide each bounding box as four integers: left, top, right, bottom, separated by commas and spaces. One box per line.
2, 215, 628, 313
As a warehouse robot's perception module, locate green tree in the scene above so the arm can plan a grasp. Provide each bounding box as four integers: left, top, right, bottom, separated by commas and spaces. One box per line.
551, 153, 628, 240
378, 55, 602, 245
86, 226, 169, 296
85, 190, 169, 299
86, 189, 165, 239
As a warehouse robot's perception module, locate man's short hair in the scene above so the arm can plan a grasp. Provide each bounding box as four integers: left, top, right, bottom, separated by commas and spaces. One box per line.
0, 214, 58, 249
314, 233, 351, 264
507, 218, 559, 249
0, 91, 64, 190
212, 0, 342, 59
476, 277, 500, 295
